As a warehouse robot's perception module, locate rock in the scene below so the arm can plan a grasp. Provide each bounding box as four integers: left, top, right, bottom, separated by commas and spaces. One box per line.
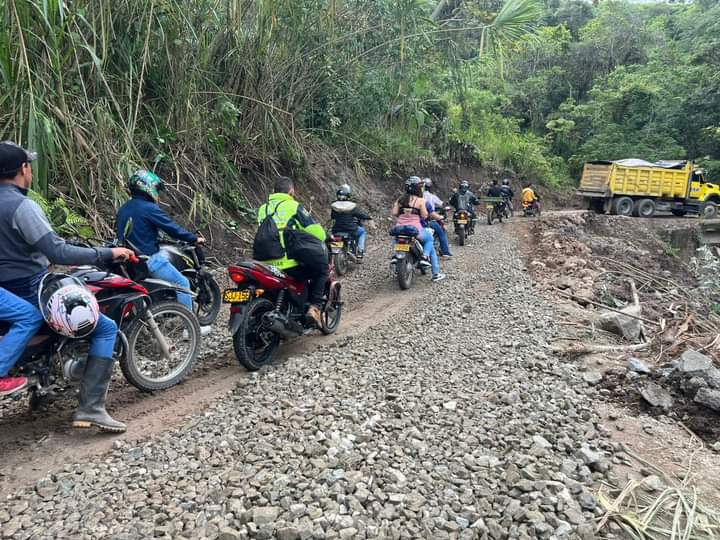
252, 506, 280, 526
277, 527, 300, 540
679, 350, 713, 374
532, 435, 552, 448
579, 445, 601, 465
339, 528, 358, 539
626, 357, 651, 374
218, 528, 243, 540
598, 306, 643, 341
694, 387, 720, 412
555, 520, 573, 537
641, 475, 664, 493
443, 400, 457, 411
387, 468, 407, 486
583, 372, 603, 386
641, 382, 673, 409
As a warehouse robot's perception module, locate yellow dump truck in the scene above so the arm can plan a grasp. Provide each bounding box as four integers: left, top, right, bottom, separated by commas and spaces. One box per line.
576, 159, 719, 218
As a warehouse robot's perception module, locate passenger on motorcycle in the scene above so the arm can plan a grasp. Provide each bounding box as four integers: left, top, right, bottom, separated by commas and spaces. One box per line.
0, 287, 43, 395
449, 181, 481, 226
257, 176, 328, 327
117, 170, 205, 313
423, 178, 452, 258
0, 141, 133, 431
522, 183, 540, 209
330, 184, 370, 261
391, 176, 446, 282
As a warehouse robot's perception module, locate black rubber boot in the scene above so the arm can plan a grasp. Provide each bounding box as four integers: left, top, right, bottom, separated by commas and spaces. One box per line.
72, 357, 126, 433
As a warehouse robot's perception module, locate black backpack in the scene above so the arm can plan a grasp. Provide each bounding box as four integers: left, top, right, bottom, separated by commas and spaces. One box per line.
252, 202, 286, 260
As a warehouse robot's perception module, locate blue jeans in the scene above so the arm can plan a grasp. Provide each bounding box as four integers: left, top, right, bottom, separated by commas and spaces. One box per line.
1, 275, 118, 361
148, 252, 192, 310
429, 221, 451, 256
419, 228, 441, 276
0, 288, 44, 376
355, 226, 367, 252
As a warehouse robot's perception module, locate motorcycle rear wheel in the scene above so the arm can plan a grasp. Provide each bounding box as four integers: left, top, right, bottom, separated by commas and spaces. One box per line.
398, 258, 414, 290
458, 226, 465, 246
334, 251, 348, 276
195, 272, 221, 326
122, 301, 200, 392
233, 298, 281, 371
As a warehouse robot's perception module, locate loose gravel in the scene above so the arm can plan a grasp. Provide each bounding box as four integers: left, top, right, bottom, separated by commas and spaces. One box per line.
0, 225, 617, 539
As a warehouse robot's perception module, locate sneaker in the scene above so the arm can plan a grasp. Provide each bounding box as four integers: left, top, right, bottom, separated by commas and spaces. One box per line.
419, 257, 432, 269
200, 326, 212, 337
441, 253, 453, 259
357, 251, 364, 263
306, 305, 322, 328
431, 273, 446, 282
0, 376, 28, 396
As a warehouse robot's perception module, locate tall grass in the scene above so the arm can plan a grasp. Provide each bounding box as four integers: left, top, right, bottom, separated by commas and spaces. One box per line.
0, 0, 541, 227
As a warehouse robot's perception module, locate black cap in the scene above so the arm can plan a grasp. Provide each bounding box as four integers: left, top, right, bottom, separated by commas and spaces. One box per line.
0, 141, 38, 177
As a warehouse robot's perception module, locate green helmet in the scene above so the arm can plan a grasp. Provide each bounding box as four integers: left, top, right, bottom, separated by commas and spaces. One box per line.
128, 169, 164, 201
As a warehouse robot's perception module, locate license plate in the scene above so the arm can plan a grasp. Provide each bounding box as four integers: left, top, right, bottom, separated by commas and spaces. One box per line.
457, 219, 467, 224
331, 242, 344, 249
223, 289, 251, 304
395, 244, 411, 252
486, 204, 494, 209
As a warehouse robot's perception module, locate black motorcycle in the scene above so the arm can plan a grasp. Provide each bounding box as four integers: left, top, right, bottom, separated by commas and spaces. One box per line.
453, 209, 475, 246
391, 229, 427, 290
330, 232, 358, 276
156, 241, 221, 326
486, 198, 504, 225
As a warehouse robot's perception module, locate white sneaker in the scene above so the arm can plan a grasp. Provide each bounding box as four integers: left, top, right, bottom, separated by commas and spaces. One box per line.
200, 326, 212, 336
431, 273, 446, 282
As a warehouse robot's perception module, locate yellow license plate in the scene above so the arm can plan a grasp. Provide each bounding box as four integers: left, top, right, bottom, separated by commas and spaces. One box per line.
223, 289, 251, 303
331, 242, 344, 249
395, 244, 411, 252
457, 219, 467, 224
486, 204, 494, 209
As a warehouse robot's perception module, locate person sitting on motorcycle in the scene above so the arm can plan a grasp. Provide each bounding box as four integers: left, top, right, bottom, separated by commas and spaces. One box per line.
257, 176, 328, 326
391, 176, 445, 282
487, 179, 507, 213
522, 183, 539, 210
449, 180, 480, 229
0, 286, 43, 396
116, 170, 204, 314
330, 184, 370, 262
0, 141, 133, 431
500, 178, 514, 206
423, 178, 452, 258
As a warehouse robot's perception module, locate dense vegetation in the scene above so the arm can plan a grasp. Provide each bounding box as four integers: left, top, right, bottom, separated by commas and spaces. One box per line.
1, 0, 719, 226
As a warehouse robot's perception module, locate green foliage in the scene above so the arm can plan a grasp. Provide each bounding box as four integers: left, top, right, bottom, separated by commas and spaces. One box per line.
28, 190, 94, 239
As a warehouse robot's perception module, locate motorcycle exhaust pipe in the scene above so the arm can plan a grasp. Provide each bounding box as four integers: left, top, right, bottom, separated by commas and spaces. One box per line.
265, 313, 304, 338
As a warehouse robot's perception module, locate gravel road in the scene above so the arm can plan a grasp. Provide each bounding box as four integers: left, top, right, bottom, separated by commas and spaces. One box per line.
0, 224, 615, 539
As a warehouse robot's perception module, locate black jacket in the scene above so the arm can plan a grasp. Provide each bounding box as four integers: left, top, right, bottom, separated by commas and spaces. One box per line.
500, 185, 514, 200
450, 191, 480, 211
487, 185, 504, 198
331, 201, 370, 234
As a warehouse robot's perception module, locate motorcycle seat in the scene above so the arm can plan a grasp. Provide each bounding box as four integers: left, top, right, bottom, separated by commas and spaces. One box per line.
389, 225, 419, 237
332, 232, 352, 239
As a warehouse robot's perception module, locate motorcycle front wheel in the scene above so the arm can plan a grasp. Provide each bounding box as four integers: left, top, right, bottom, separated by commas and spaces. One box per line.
321, 296, 342, 336
122, 301, 200, 392
195, 272, 221, 326
458, 226, 466, 246
233, 298, 281, 371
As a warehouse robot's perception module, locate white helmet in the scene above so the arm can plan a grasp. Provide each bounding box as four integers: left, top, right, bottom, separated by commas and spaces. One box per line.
39, 274, 100, 338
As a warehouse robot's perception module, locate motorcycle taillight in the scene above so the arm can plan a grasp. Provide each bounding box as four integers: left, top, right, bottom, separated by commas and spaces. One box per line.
228, 266, 246, 284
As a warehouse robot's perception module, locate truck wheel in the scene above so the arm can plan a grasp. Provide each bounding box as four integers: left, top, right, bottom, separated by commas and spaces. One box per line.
613, 197, 634, 217
635, 199, 656, 218
702, 202, 718, 219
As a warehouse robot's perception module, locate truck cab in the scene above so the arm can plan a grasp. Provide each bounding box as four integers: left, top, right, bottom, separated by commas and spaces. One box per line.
689, 169, 720, 204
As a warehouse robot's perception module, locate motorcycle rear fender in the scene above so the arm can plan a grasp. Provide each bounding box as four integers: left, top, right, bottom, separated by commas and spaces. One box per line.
327, 280, 342, 305
228, 309, 246, 335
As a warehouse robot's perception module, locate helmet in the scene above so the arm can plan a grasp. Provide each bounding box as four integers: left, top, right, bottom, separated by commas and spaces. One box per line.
459, 181, 469, 194
336, 184, 352, 200
39, 274, 100, 339
128, 169, 164, 201
423, 177, 433, 190
405, 176, 424, 196
502, 178, 510, 186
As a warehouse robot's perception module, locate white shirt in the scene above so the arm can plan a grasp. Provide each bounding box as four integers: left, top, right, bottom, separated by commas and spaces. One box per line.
424, 191, 443, 210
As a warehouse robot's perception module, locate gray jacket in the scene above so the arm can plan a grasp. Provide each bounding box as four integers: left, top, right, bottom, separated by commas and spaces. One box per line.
0, 184, 112, 282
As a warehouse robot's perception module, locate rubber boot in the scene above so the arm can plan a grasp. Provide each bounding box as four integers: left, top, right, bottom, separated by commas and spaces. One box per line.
72, 356, 126, 433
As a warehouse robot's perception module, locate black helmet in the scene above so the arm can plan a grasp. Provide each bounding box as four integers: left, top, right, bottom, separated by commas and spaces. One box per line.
459, 181, 469, 194
405, 176, 424, 196
336, 184, 352, 200
502, 178, 510, 186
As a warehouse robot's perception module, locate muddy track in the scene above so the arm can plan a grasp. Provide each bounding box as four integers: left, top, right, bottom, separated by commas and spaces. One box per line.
0, 236, 437, 497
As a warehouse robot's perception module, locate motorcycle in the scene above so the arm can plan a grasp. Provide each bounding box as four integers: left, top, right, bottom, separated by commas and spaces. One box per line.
330, 231, 360, 276
501, 197, 514, 219
523, 200, 541, 217
453, 209, 475, 246
391, 227, 427, 290
486, 198, 504, 225
224, 260, 342, 371
156, 240, 221, 326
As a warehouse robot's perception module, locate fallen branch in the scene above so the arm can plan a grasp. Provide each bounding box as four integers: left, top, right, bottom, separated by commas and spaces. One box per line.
554, 288, 661, 326
552, 341, 652, 356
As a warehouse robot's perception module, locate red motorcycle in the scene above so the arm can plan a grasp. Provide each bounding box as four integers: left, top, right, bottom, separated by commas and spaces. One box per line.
223, 261, 342, 371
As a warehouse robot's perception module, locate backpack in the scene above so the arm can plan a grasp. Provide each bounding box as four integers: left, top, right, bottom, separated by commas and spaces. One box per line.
284, 225, 328, 271
252, 202, 286, 260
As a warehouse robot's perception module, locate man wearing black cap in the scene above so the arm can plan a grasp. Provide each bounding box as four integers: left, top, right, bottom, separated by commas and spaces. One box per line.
0, 141, 134, 432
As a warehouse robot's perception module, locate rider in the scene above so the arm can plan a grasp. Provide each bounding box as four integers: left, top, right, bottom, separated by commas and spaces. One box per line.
0, 141, 133, 431
117, 170, 205, 315
449, 180, 481, 228
423, 178, 452, 258
330, 184, 370, 261
487, 179, 506, 214
391, 176, 445, 282
500, 178, 514, 206
522, 183, 539, 210
0, 287, 43, 396
257, 176, 327, 327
